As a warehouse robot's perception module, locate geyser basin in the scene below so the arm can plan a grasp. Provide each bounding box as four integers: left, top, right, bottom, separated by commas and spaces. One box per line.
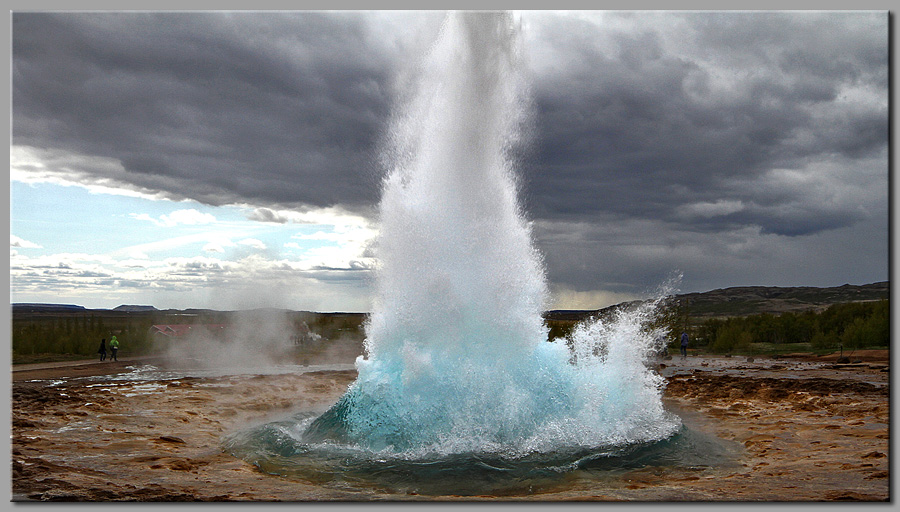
227, 11, 689, 491
224, 412, 737, 496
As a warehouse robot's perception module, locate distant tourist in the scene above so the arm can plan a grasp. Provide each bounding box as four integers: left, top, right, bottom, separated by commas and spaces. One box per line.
98, 338, 107, 361
680, 332, 689, 357
109, 336, 120, 361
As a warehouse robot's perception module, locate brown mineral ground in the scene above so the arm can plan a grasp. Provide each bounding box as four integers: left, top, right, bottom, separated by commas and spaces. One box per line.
10, 351, 890, 501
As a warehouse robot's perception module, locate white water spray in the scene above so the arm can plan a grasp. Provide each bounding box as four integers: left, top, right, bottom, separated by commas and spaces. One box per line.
303, 11, 680, 457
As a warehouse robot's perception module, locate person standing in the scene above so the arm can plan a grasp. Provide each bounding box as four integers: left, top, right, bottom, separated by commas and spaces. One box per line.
680, 332, 689, 357
98, 338, 107, 361
109, 335, 120, 361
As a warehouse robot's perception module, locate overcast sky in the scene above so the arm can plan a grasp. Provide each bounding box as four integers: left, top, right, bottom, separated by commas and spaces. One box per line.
10, 10, 889, 312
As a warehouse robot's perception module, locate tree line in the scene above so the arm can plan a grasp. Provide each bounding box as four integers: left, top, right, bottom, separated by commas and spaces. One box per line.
691, 300, 889, 353
10, 310, 369, 363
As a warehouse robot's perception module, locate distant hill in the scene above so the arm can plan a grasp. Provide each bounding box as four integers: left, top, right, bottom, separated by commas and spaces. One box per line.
113, 305, 158, 312
544, 281, 889, 322
672, 281, 889, 318
12, 303, 86, 312
13, 281, 889, 323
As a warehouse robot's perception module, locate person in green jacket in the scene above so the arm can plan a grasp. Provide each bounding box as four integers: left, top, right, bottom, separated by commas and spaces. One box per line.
109, 336, 120, 361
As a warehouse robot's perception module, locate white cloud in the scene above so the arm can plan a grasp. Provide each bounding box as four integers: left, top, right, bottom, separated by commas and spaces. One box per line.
10, 145, 170, 201
678, 199, 744, 219
293, 231, 345, 242
130, 213, 158, 224
10, 251, 117, 268
130, 208, 217, 227
238, 238, 267, 250
10, 246, 375, 310
118, 259, 157, 268
114, 233, 240, 258
292, 226, 378, 245
245, 205, 375, 232
289, 224, 377, 271
164, 209, 216, 226
10, 235, 42, 249
164, 255, 230, 272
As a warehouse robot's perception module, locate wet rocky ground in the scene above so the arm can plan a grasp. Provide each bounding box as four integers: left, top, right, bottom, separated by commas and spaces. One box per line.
10, 351, 890, 501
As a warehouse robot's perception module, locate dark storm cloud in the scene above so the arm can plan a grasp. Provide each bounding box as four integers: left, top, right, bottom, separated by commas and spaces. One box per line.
524, 11, 887, 236
13, 11, 886, 227
513, 11, 888, 295
246, 207, 289, 223
11, 11, 888, 300
13, 11, 440, 208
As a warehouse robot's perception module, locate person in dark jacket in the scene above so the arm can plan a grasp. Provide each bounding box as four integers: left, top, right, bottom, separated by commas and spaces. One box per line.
98, 338, 107, 361
680, 332, 689, 357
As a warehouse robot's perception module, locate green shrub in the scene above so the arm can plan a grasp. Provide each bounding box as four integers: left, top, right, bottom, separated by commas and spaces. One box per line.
697, 299, 888, 353
710, 321, 753, 353
810, 329, 840, 349
841, 311, 888, 349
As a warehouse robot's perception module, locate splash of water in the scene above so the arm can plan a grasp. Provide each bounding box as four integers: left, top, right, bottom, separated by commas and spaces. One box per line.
299, 12, 681, 458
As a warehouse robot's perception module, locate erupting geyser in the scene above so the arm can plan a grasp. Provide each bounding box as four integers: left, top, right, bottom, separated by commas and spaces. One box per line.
226, 12, 683, 484
302, 11, 680, 456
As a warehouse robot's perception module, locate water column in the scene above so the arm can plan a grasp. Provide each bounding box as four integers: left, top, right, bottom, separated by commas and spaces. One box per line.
303, 11, 680, 457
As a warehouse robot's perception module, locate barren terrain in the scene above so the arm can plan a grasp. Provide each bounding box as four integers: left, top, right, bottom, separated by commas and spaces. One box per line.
10, 351, 890, 501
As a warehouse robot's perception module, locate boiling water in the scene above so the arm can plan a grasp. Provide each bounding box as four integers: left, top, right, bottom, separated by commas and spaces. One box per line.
226, 12, 692, 492
226, 413, 735, 496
